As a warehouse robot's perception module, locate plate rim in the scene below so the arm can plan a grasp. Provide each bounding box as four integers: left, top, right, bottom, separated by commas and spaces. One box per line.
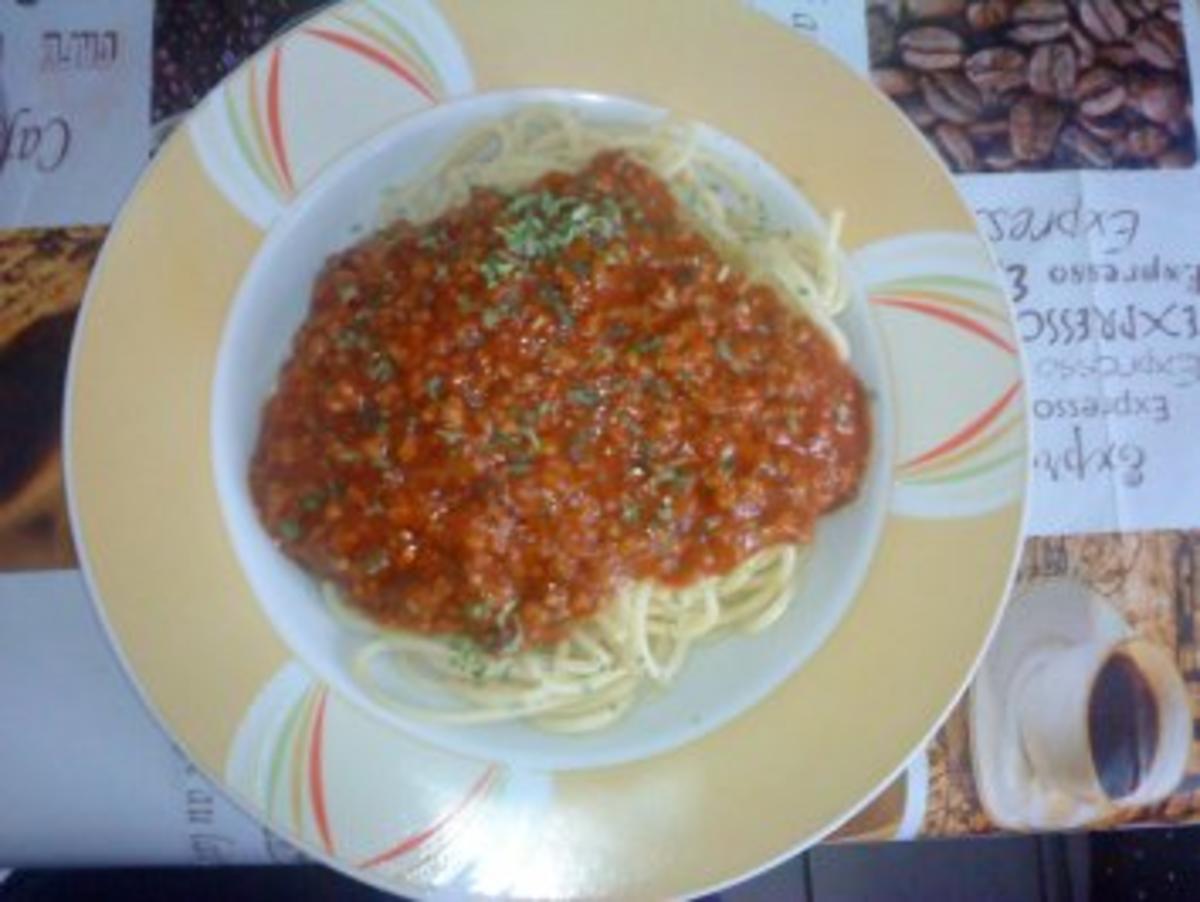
63, 1, 1031, 896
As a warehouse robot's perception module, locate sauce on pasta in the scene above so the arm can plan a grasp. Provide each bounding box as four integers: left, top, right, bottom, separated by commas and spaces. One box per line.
251, 151, 869, 652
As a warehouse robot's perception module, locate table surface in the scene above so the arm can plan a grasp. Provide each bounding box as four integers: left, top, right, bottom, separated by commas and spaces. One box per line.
4, 0, 1200, 878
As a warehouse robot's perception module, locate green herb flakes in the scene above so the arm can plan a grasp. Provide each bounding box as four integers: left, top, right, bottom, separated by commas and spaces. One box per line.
363, 549, 389, 575
567, 386, 601, 408
367, 354, 396, 383
300, 491, 326, 513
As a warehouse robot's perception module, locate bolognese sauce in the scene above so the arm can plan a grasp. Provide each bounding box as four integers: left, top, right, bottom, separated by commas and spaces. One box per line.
250, 151, 870, 652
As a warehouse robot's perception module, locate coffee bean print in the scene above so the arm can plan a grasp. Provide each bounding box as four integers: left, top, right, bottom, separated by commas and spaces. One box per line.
867, 0, 1194, 171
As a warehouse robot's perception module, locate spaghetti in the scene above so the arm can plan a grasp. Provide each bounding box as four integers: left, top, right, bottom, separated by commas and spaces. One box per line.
250, 107, 868, 733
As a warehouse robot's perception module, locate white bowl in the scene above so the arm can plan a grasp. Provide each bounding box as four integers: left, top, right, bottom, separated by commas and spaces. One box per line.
212, 88, 894, 771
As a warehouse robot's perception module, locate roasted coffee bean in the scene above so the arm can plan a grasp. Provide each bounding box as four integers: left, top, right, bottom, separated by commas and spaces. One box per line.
921, 72, 985, 122
968, 118, 1011, 141
1119, 0, 1162, 20
1126, 124, 1170, 157
1010, 96, 1064, 160
901, 95, 939, 128
1098, 43, 1142, 66
984, 147, 1020, 170
1012, 0, 1069, 23
872, 0, 1194, 174
906, 0, 967, 18
1078, 113, 1127, 142
965, 47, 1028, 93
1060, 124, 1114, 166
1079, 0, 1130, 43
1069, 26, 1098, 70
1118, 0, 1149, 21
1130, 75, 1187, 124
1029, 43, 1077, 99
1076, 67, 1127, 117
1133, 19, 1183, 70
900, 26, 966, 69
935, 122, 978, 169
1009, 21, 1071, 43
874, 67, 919, 96
966, 0, 1012, 30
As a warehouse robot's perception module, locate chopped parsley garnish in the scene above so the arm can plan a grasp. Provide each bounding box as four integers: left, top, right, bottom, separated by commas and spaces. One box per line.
536, 288, 575, 329
426, 375, 445, 401
464, 601, 490, 621
300, 491, 326, 512
655, 498, 675, 524
418, 230, 444, 251
363, 548, 389, 575
447, 636, 489, 681
480, 255, 519, 288
279, 519, 302, 541
367, 353, 396, 382
653, 465, 694, 491
629, 336, 663, 356
481, 191, 624, 290
567, 386, 601, 408
715, 338, 738, 368
334, 328, 367, 351
606, 322, 632, 342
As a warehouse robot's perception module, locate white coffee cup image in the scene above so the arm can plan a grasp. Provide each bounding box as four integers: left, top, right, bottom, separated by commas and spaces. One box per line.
1014, 635, 1191, 809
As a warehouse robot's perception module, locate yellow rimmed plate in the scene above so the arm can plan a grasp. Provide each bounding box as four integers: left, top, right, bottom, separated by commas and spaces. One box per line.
66, 1, 1028, 898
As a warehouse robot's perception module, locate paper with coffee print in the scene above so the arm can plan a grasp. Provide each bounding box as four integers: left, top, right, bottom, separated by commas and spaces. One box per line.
865, 0, 1197, 173
758, 0, 1200, 535
970, 169, 1200, 534
953, 0, 1200, 534
0, 0, 153, 229
924, 531, 1200, 835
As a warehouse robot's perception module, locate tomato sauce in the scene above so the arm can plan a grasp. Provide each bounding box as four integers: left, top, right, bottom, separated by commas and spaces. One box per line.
250, 151, 870, 650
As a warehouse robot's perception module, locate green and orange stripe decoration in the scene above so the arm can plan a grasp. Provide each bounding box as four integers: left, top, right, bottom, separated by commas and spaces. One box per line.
261, 684, 501, 869
223, 46, 296, 200
358, 764, 500, 870
872, 276, 1024, 487
308, 0, 445, 102
220, 0, 446, 203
